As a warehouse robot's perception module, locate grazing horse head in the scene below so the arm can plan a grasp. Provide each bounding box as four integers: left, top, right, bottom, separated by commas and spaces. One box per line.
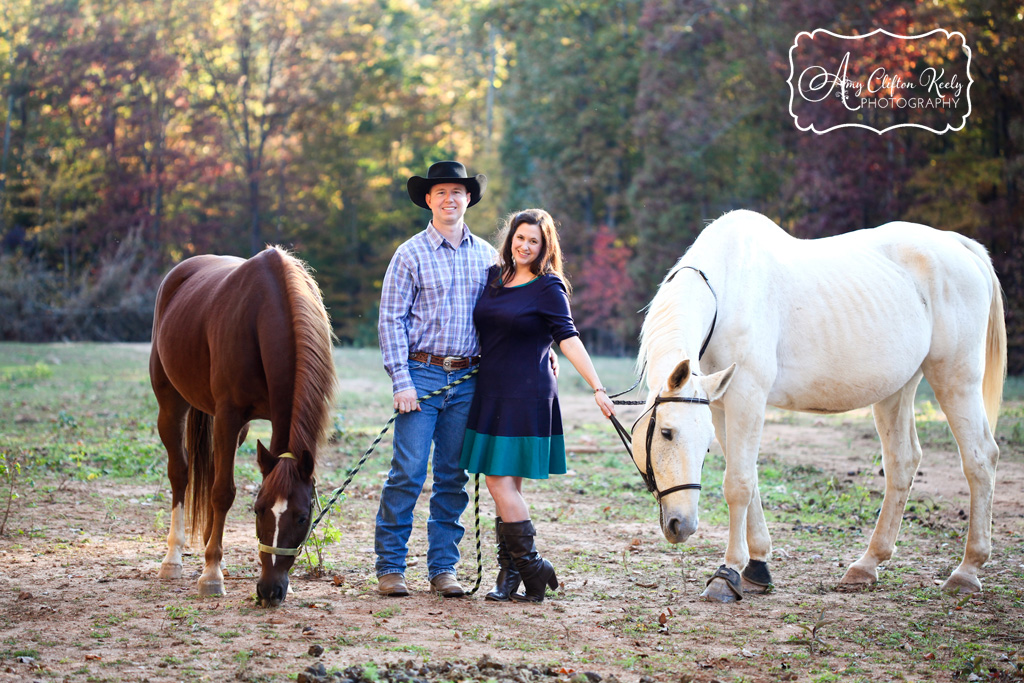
631, 359, 735, 544
253, 440, 316, 607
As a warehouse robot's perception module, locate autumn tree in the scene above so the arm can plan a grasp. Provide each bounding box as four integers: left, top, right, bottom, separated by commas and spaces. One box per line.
572, 224, 637, 355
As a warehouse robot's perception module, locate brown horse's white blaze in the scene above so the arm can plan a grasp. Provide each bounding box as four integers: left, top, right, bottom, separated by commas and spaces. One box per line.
270, 498, 288, 565
150, 246, 335, 607
635, 210, 1006, 603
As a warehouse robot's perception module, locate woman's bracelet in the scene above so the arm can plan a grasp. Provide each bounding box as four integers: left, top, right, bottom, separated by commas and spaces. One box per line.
593, 387, 607, 395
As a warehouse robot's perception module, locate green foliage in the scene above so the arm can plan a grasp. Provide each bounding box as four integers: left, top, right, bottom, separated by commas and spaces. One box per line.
0, 450, 21, 535
299, 492, 345, 576
0, 362, 53, 385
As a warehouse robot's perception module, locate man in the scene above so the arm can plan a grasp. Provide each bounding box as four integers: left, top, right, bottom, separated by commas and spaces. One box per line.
375, 161, 496, 597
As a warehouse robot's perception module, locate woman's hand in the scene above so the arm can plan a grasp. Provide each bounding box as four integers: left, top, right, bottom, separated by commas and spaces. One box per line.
594, 388, 615, 418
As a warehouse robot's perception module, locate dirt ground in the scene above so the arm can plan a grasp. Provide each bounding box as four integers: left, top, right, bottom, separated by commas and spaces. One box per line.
2, 392, 1023, 683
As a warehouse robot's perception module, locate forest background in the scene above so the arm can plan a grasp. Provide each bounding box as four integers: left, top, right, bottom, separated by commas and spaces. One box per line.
1, 0, 1022, 371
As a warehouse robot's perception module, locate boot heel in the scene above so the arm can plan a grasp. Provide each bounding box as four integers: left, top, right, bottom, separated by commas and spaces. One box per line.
547, 571, 559, 590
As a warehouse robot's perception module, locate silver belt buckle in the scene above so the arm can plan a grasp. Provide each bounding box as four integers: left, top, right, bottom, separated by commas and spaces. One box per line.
442, 356, 458, 371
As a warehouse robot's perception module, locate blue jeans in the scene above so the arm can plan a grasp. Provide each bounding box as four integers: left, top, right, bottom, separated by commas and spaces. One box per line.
374, 362, 474, 579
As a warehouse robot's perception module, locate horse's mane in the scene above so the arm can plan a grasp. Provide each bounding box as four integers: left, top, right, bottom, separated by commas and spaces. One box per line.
636, 268, 691, 390
275, 247, 337, 459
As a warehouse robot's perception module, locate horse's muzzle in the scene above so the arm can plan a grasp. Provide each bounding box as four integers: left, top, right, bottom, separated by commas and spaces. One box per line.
256, 576, 289, 607
661, 509, 698, 544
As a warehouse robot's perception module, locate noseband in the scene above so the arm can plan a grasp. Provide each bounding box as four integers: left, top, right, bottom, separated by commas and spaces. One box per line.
255, 452, 316, 557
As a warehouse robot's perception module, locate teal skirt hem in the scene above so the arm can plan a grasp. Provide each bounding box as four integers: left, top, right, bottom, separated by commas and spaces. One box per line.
459, 430, 566, 479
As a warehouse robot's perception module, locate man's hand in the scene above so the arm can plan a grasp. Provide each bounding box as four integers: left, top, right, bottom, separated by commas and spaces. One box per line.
394, 388, 421, 413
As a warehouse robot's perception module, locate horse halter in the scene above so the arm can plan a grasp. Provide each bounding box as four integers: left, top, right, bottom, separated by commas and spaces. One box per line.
255, 452, 315, 558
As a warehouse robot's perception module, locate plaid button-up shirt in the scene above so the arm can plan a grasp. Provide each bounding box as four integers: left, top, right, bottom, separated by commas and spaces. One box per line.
378, 222, 497, 395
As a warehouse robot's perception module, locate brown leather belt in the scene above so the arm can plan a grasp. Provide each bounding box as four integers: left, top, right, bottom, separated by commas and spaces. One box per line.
409, 352, 480, 371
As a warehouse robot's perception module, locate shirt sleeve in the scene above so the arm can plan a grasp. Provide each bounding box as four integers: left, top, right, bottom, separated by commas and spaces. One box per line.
539, 276, 579, 343
378, 248, 416, 395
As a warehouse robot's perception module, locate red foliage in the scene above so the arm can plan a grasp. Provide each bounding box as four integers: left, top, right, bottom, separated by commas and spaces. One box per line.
573, 224, 637, 349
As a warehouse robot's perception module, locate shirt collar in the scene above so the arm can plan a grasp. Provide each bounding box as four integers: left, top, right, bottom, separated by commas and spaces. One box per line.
426, 221, 473, 250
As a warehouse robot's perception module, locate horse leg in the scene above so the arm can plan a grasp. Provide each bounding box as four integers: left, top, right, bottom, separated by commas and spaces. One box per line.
152, 362, 190, 580
842, 374, 922, 587
702, 406, 765, 602
197, 410, 242, 597
931, 384, 999, 594
742, 486, 773, 592
712, 407, 772, 592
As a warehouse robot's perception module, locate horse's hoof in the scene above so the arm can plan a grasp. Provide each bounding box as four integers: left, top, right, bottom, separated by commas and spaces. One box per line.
197, 580, 225, 597
700, 565, 743, 602
700, 578, 740, 602
838, 564, 877, 587
741, 560, 773, 593
158, 563, 182, 580
941, 572, 982, 595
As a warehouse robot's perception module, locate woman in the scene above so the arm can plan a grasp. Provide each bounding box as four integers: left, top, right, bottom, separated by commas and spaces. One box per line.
460, 208, 616, 603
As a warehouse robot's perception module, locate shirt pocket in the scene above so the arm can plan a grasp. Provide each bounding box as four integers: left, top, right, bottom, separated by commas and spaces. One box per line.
414, 265, 448, 317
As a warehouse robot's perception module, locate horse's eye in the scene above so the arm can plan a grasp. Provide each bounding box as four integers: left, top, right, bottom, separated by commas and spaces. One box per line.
298, 515, 309, 526
660, 428, 673, 441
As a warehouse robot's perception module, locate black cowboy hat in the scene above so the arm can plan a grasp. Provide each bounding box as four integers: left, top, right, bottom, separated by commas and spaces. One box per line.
407, 161, 487, 210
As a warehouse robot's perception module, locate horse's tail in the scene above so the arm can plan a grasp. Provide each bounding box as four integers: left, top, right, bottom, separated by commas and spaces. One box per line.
185, 407, 214, 545
983, 266, 1008, 432
955, 234, 1007, 431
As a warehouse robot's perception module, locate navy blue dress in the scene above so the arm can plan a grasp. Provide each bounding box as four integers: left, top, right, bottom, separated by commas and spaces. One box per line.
459, 266, 579, 478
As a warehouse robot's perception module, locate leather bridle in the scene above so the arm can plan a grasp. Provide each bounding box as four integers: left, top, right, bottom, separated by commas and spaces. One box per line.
609, 265, 717, 499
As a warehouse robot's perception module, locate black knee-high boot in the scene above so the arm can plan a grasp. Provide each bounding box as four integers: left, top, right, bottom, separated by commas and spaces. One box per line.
486, 517, 521, 602
502, 520, 558, 603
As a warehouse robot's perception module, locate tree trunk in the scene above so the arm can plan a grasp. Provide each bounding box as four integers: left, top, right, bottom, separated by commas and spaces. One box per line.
0, 91, 14, 242
249, 177, 261, 255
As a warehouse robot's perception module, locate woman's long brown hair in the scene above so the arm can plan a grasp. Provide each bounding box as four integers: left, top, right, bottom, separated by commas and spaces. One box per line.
496, 208, 571, 294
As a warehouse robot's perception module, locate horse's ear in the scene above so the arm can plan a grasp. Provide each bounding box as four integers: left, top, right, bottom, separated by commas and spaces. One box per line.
298, 450, 315, 481
667, 359, 691, 391
700, 363, 737, 402
256, 440, 275, 477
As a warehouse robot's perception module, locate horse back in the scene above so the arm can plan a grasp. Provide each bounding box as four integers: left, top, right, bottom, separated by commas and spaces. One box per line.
690, 213, 999, 412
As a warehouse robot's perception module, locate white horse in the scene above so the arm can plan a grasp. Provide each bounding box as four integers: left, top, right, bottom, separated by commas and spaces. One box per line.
632, 210, 1006, 602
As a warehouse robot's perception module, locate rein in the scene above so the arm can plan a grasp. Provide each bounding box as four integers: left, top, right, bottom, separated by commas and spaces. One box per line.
256, 368, 485, 595
609, 265, 717, 498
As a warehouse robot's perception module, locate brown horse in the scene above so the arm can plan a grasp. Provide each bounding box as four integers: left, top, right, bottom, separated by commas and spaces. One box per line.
150, 246, 336, 606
